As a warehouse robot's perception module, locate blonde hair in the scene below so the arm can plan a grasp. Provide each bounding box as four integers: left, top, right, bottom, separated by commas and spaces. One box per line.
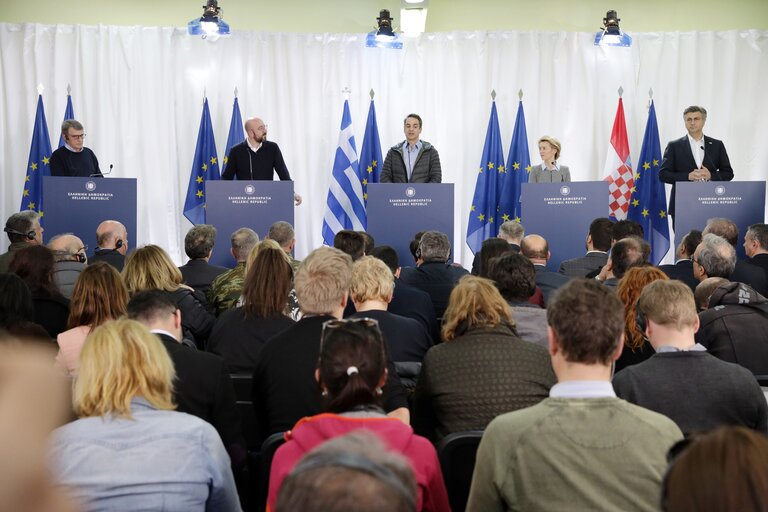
637, 280, 698, 331
538, 135, 561, 160
350, 256, 394, 303
73, 319, 175, 418
122, 245, 183, 294
442, 276, 513, 342
295, 247, 352, 315
245, 239, 289, 275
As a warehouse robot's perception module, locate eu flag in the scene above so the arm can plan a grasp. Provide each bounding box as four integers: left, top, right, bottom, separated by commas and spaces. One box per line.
628, 100, 670, 264
358, 96, 383, 204
21, 94, 53, 221
57, 92, 75, 148
466, 100, 506, 254
498, 99, 531, 224
222, 95, 244, 177
183, 98, 220, 225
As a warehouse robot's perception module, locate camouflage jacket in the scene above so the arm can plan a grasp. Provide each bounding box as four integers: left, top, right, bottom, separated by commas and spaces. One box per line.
207, 261, 246, 316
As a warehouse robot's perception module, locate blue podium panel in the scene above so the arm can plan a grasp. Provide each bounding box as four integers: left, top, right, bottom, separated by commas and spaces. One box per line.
43, 176, 137, 253
676, 181, 766, 260
367, 184, 455, 267
521, 182, 610, 271
205, 181, 294, 268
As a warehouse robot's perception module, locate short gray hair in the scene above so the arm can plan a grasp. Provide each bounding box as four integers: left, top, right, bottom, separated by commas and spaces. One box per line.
747, 224, 768, 251
184, 224, 217, 259
61, 119, 83, 134
4, 210, 39, 242
498, 221, 524, 243
231, 228, 259, 261
268, 221, 295, 248
697, 234, 736, 278
418, 231, 450, 262
683, 105, 707, 119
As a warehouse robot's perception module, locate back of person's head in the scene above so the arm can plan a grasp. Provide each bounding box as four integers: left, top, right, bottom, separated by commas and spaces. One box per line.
8, 245, 57, 295
73, 319, 175, 419
662, 426, 768, 512
487, 252, 536, 302
350, 257, 394, 304
442, 275, 514, 342
616, 266, 669, 350
637, 280, 698, 331
520, 234, 548, 260
696, 233, 736, 278
680, 230, 703, 259
479, 238, 513, 277
95, 220, 127, 250
409, 231, 426, 262
498, 221, 524, 244
295, 247, 352, 315
68, 262, 129, 329
276, 431, 417, 512
703, 217, 739, 247
242, 241, 292, 318
47, 233, 87, 263
245, 239, 289, 274
4, 210, 39, 244
231, 227, 259, 262
333, 230, 366, 261
0, 273, 35, 324
589, 217, 613, 251
369, 246, 399, 274
126, 289, 177, 326
184, 224, 217, 260
694, 277, 730, 310
547, 279, 624, 365
122, 244, 182, 294
318, 319, 386, 413
268, 221, 295, 249
611, 219, 644, 243
360, 232, 375, 256
610, 236, 650, 278
418, 231, 450, 263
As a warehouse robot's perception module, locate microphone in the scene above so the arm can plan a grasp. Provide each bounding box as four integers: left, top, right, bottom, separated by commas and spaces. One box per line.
91, 163, 113, 178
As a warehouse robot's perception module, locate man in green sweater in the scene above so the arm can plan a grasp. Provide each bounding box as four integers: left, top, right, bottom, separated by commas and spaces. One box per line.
467, 279, 683, 512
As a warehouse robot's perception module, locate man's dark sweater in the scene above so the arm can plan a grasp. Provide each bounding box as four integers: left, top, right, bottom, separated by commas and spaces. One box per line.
50, 146, 102, 177
613, 350, 767, 434
221, 140, 291, 181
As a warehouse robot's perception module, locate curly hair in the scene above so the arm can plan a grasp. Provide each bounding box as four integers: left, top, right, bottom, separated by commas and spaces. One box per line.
616, 266, 669, 350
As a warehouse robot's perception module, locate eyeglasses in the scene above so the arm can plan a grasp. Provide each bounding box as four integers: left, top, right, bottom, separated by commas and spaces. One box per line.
320, 317, 380, 348
68, 133, 86, 140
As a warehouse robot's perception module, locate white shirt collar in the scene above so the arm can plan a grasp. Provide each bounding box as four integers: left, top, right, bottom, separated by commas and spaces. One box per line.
246, 138, 262, 153
550, 380, 616, 398
150, 328, 178, 341
64, 143, 82, 153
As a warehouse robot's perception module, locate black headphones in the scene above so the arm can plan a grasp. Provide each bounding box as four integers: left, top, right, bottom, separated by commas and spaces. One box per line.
115, 239, 124, 250
3, 226, 36, 240
74, 251, 87, 263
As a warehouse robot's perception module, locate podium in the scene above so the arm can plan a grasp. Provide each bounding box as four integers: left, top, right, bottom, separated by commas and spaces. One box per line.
521, 181, 610, 270
675, 181, 766, 259
43, 176, 137, 253
205, 181, 294, 268
367, 184, 454, 266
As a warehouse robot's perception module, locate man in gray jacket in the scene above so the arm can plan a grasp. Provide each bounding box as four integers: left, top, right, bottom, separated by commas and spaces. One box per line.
381, 113, 442, 183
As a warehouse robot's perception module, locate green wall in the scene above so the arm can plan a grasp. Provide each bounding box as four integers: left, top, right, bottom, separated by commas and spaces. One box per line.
3, 0, 767, 31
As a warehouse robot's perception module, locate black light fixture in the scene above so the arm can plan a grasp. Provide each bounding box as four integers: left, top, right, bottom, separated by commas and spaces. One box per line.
188, 0, 231, 40
366, 9, 403, 49
594, 9, 632, 47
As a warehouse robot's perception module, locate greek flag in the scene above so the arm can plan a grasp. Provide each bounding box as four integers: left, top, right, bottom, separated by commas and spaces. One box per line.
322, 99, 366, 246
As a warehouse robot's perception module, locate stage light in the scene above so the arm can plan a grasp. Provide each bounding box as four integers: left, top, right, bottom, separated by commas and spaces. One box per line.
366, 9, 403, 50
594, 10, 632, 47
188, 0, 230, 41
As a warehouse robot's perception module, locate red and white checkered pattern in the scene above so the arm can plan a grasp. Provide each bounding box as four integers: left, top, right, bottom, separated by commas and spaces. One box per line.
602, 98, 633, 220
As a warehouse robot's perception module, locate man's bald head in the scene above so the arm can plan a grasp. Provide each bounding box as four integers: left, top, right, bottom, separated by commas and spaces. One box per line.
48, 234, 87, 263
245, 117, 268, 144
520, 234, 549, 263
96, 220, 128, 255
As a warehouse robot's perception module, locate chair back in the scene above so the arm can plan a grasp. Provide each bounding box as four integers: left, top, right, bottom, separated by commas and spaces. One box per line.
437, 430, 484, 512
256, 431, 286, 512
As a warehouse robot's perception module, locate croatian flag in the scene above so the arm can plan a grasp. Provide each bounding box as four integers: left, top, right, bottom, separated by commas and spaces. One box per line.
603, 96, 633, 220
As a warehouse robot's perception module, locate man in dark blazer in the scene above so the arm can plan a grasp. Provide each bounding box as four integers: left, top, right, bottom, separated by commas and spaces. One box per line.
659, 229, 702, 292
380, 113, 441, 183
744, 223, 768, 280
89, 220, 127, 271
521, 234, 571, 305
559, 217, 613, 277
127, 290, 245, 468
659, 106, 733, 222
179, 224, 228, 297
703, 218, 768, 297
470, 220, 524, 276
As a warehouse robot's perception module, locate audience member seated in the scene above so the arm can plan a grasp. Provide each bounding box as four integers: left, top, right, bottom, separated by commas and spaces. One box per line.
692, 233, 738, 287
333, 230, 366, 261
471, 220, 523, 276
127, 290, 245, 469
267, 318, 449, 512
267, 220, 301, 273
48, 233, 88, 299
413, 276, 555, 442
178, 224, 228, 297
693, 276, 729, 311
487, 252, 548, 348
208, 240, 295, 374
208, 227, 259, 316
558, 217, 612, 277
399, 231, 468, 319
467, 279, 682, 512
703, 217, 768, 296
473, 237, 514, 278
0, 210, 43, 273
349, 256, 433, 363
613, 280, 767, 434
89, 220, 128, 271
614, 266, 670, 373
250, 247, 409, 445
275, 431, 417, 512
55, 262, 128, 375
695, 280, 768, 376
661, 426, 768, 512
744, 223, 768, 279
123, 244, 214, 348
586, 219, 645, 279
9, 245, 70, 338
658, 229, 702, 292
49, 319, 241, 511
368, 245, 438, 341
408, 231, 427, 266
0, 273, 50, 341
521, 234, 571, 305
360, 231, 376, 257
596, 236, 650, 288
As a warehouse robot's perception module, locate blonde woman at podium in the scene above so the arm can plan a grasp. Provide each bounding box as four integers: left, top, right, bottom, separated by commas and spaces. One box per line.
530, 136, 571, 183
